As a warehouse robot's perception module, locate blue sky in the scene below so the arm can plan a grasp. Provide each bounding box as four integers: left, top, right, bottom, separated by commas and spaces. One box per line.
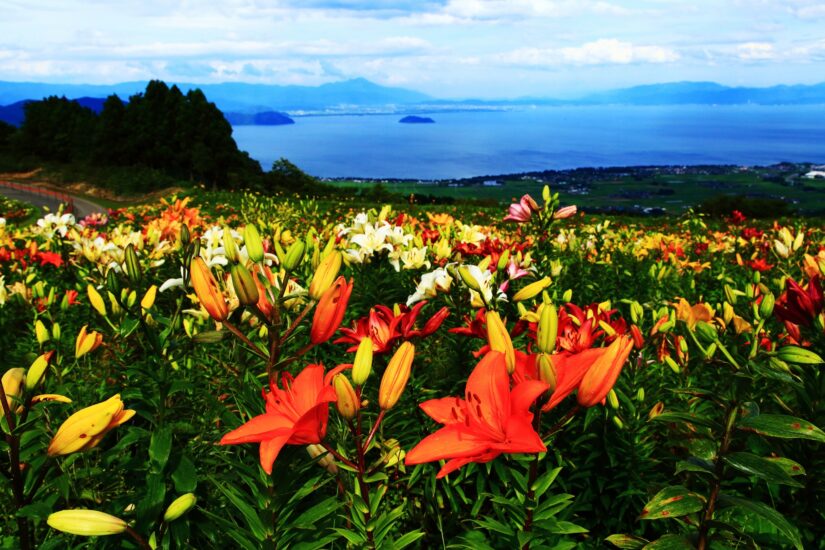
1, 0, 824, 97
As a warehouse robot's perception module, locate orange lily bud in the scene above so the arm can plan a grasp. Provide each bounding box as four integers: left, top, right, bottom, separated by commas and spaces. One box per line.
190, 257, 228, 321
76, 325, 103, 359
47, 394, 135, 456
310, 276, 353, 344
309, 251, 342, 301
577, 335, 634, 408
47, 510, 128, 537
485, 311, 515, 374
351, 338, 374, 385
630, 324, 644, 349
379, 342, 415, 410
333, 374, 359, 419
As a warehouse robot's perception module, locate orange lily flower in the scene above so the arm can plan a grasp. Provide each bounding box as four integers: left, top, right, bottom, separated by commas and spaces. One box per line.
576, 335, 634, 407
405, 351, 548, 478
310, 277, 353, 344
220, 364, 338, 474
190, 257, 228, 321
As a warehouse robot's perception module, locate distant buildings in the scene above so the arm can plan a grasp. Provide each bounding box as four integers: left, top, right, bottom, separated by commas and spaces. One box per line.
804, 171, 825, 179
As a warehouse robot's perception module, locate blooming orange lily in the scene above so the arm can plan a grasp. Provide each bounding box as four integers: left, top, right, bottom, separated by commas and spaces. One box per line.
310, 277, 353, 344
220, 364, 339, 474
405, 351, 548, 478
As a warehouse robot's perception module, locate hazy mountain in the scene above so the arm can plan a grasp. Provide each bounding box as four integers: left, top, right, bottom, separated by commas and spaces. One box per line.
580, 81, 825, 105
0, 78, 431, 113
0, 97, 106, 126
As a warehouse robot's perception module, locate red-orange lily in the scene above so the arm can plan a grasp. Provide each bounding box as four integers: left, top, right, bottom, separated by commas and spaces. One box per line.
310, 277, 353, 344
220, 364, 339, 474
405, 351, 548, 478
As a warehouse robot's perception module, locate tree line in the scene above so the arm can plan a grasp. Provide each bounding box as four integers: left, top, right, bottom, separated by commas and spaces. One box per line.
0, 80, 322, 194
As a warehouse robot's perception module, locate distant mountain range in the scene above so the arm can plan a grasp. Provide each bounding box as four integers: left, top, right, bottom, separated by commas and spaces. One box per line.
1, 79, 824, 127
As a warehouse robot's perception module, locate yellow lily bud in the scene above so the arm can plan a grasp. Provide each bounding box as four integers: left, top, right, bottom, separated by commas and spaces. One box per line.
87, 284, 107, 317
190, 257, 228, 322
308, 250, 342, 301
457, 266, 482, 292
496, 249, 510, 271
163, 493, 197, 522
485, 311, 515, 374
222, 226, 240, 263
47, 510, 127, 536
76, 325, 103, 359
31, 394, 72, 404
52, 322, 61, 341
2, 368, 25, 409
379, 342, 415, 410
512, 277, 551, 302
35, 319, 50, 345
607, 389, 620, 410
26, 351, 54, 391
352, 338, 374, 385
307, 444, 338, 475
47, 394, 135, 456
244, 224, 264, 263
536, 353, 557, 392
536, 302, 558, 354
141, 285, 157, 311
333, 374, 359, 419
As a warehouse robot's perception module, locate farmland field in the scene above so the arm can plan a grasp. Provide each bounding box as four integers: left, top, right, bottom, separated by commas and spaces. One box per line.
1, 187, 824, 549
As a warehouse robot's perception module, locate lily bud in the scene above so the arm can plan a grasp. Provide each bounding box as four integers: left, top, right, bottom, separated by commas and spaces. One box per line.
124, 244, 142, 284
190, 257, 228, 322
47, 510, 127, 537
629, 301, 644, 324
87, 284, 107, 317
513, 277, 551, 302
694, 321, 718, 344
180, 224, 191, 246
2, 368, 25, 409
536, 353, 557, 392
333, 374, 359, 419
35, 319, 50, 345
562, 289, 573, 302
310, 277, 353, 344
496, 250, 510, 272
379, 342, 415, 410
309, 251, 342, 301
47, 394, 135, 456
457, 266, 482, 292
52, 322, 61, 341
230, 264, 260, 306
577, 335, 634, 407
607, 389, 620, 409
223, 226, 240, 264
759, 291, 775, 319
76, 325, 103, 359
283, 240, 306, 271
163, 493, 197, 522
724, 284, 738, 305
485, 311, 515, 374
352, 338, 374, 385
307, 444, 339, 474
243, 224, 264, 263
141, 285, 157, 311
26, 351, 54, 391
536, 302, 558, 354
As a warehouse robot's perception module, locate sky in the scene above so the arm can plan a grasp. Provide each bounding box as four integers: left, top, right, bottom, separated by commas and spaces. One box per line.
1, 0, 824, 98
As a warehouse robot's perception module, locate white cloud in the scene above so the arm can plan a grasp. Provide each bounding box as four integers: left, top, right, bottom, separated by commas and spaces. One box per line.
496, 39, 680, 67
736, 42, 776, 60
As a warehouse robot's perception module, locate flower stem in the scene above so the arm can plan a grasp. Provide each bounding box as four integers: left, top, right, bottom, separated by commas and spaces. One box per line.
697, 403, 738, 550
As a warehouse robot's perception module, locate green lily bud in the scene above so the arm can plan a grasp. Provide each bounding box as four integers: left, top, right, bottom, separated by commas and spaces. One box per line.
694, 321, 718, 344
244, 224, 264, 263
35, 319, 50, 345
163, 494, 197, 522
180, 224, 191, 246
759, 292, 775, 319
231, 264, 260, 306
496, 249, 510, 271
223, 226, 240, 264
124, 244, 142, 284
47, 510, 127, 537
283, 240, 306, 271
352, 338, 374, 385
776, 346, 823, 365
536, 302, 558, 354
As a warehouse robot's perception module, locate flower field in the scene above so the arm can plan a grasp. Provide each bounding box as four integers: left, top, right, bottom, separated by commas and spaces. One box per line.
1, 187, 824, 549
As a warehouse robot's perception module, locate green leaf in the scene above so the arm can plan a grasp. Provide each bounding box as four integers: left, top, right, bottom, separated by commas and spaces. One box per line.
650, 412, 720, 430
209, 476, 268, 541
293, 496, 340, 528
718, 495, 803, 550
764, 457, 806, 476
171, 455, 197, 492
149, 427, 173, 471
15, 501, 53, 520
531, 466, 561, 499
737, 414, 825, 443
392, 530, 425, 550
723, 452, 802, 487
605, 534, 649, 549
640, 486, 705, 520
642, 535, 694, 549
674, 458, 714, 475
332, 528, 366, 545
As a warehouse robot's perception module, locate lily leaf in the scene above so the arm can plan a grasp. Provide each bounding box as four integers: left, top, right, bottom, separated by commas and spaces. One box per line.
639, 486, 705, 520
737, 414, 825, 443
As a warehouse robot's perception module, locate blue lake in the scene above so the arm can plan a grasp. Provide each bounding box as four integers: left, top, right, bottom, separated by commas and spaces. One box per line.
231, 105, 825, 179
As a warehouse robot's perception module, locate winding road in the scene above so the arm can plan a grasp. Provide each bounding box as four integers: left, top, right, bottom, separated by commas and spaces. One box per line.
0, 181, 105, 219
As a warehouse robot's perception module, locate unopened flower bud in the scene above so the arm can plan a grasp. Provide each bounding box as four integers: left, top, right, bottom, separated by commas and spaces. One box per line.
141, 285, 157, 311
2, 367, 25, 409
283, 240, 306, 271
352, 338, 374, 385
629, 301, 644, 324
379, 342, 415, 410
307, 444, 338, 474
47, 510, 127, 537
223, 226, 240, 264
87, 284, 107, 317
496, 250, 510, 271
536, 353, 557, 392
190, 257, 228, 322
333, 374, 359, 419
759, 292, 775, 319
124, 244, 142, 284
536, 303, 558, 354
486, 311, 515, 374
309, 251, 342, 301
35, 319, 50, 345
26, 351, 53, 391
694, 321, 718, 344
243, 224, 264, 263
180, 224, 191, 246
163, 493, 197, 522
607, 389, 620, 409
513, 277, 551, 302
230, 264, 259, 306
457, 266, 482, 292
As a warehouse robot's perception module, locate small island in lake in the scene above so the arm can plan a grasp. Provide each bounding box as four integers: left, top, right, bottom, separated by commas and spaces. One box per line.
399, 115, 435, 124
224, 111, 295, 125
